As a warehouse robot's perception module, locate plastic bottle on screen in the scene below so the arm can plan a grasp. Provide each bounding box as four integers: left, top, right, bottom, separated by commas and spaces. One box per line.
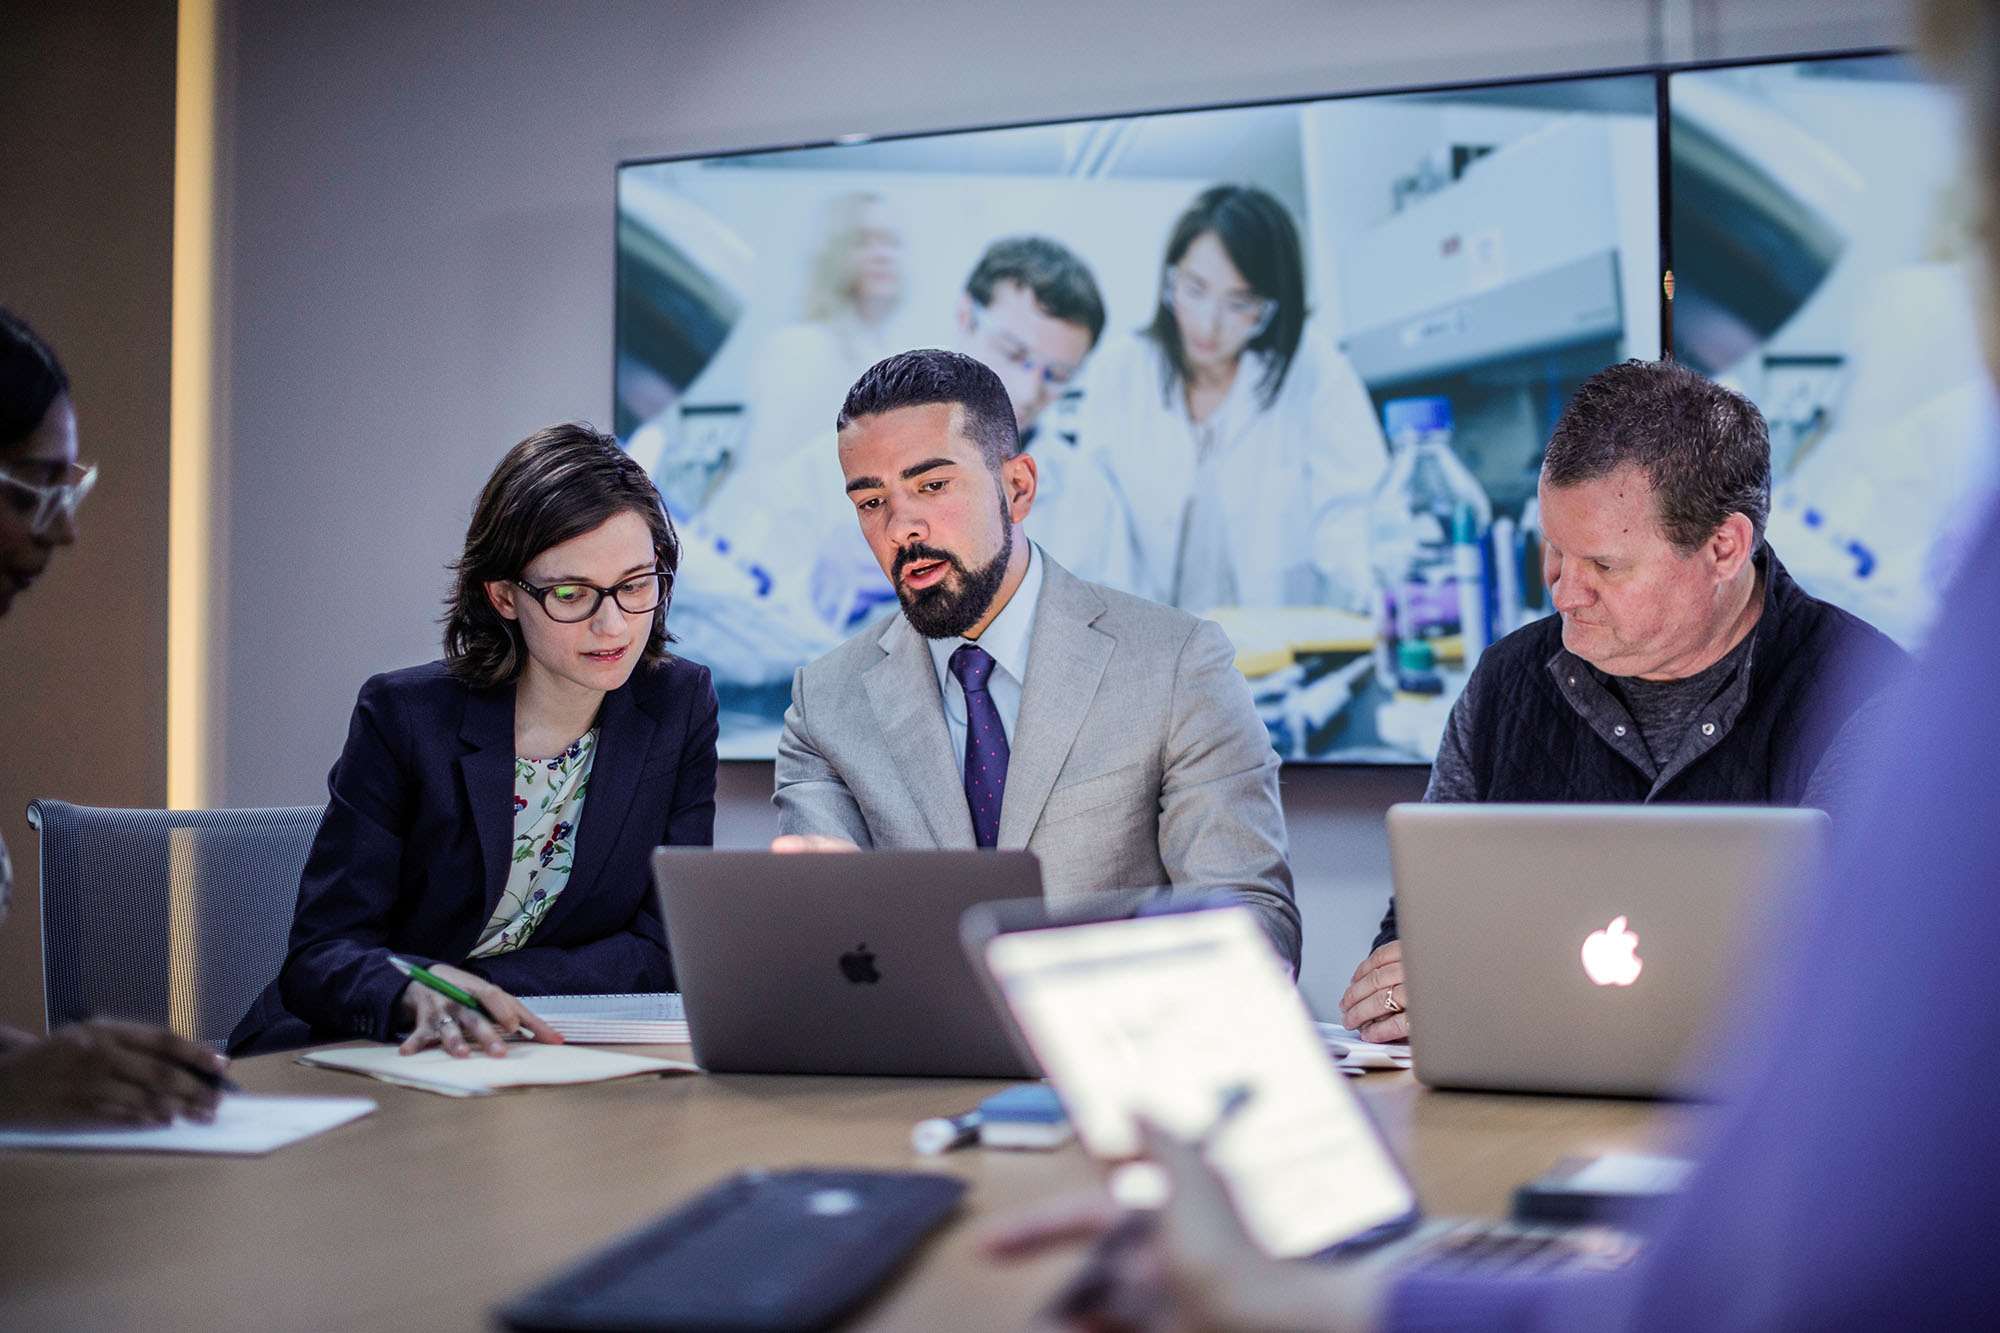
1366, 396, 1493, 691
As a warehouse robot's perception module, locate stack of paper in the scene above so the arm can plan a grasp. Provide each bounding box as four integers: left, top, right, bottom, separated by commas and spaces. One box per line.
1315, 1022, 1415, 1074
0, 1094, 376, 1155
520, 992, 689, 1044
298, 1042, 696, 1097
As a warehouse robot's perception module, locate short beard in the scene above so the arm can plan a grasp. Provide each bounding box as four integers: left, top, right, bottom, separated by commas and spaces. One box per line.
896, 511, 1015, 640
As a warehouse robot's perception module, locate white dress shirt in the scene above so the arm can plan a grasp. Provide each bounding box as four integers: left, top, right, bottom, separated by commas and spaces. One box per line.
926, 542, 1045, 771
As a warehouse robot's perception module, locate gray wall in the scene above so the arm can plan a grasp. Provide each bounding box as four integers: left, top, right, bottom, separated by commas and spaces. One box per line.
206, 0, 1904, 1017
0, 1, 176, 1030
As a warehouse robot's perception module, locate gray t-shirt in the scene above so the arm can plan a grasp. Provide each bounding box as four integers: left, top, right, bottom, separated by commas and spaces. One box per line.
1607, 628, 1757, 770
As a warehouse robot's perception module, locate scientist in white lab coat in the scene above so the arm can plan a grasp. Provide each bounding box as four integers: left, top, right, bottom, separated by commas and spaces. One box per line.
738, 191, 906, 480
1076, 184, 1388, 613
669, 236, 1127, 697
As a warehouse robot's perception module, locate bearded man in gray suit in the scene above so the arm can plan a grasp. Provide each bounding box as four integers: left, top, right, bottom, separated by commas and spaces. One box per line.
772, 348, 1300, 969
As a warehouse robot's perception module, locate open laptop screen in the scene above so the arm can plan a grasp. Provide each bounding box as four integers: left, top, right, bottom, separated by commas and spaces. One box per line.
981, 907, 1417, 1257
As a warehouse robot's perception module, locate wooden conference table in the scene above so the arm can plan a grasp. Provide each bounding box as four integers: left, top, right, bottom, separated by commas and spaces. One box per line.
0, 1045, 1700, 1331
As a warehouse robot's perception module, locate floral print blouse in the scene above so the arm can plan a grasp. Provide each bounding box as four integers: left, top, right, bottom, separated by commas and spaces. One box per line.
468, 729, 598, 958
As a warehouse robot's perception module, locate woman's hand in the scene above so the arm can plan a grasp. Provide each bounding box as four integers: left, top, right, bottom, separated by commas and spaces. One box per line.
396, 963, 562, 1058
0, 1020, 228, 1127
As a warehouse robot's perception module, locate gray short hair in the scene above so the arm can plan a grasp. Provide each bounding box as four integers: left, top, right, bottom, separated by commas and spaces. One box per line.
1542, 359, 1770, 552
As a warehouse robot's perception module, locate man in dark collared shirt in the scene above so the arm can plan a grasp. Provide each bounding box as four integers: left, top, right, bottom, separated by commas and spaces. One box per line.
1343, 360, 1905, 1041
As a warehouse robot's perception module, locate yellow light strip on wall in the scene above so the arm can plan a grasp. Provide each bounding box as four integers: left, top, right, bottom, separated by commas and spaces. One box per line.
169, 0, 218, 809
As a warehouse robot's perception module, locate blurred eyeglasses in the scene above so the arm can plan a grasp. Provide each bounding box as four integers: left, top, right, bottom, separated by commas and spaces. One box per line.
513, 570, 670, 623
968, 303, 1084, 389
1162, 267, 1278, 339
0, 460, 97, 536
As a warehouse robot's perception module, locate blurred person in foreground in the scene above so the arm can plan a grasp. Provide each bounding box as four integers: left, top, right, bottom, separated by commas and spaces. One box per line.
984, 2, 2000, 1323
0, 307, 229, 1126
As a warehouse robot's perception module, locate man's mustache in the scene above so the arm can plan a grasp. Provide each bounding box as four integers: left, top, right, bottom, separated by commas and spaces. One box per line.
892, 544, 966, 581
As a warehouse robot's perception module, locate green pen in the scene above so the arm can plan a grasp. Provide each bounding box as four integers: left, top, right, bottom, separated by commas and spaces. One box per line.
386, 955, 532, 1038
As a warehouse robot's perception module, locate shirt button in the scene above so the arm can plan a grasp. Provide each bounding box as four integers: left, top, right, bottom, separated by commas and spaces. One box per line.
1701, 722, 1716, 736
1614, 724, 1627, 737
1567, 676, 1577, 687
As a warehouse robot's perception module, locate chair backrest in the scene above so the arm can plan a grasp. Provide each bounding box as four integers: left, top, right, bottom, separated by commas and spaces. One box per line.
28, 799, 323, 1047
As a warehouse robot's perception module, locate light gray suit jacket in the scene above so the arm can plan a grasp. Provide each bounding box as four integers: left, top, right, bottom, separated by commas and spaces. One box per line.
775, 548, 1300, 968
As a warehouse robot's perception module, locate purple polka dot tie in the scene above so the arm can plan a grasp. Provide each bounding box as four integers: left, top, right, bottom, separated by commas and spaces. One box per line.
949, 643, 1010, 849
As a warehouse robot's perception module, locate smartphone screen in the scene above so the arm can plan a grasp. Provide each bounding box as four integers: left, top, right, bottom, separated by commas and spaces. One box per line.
983, 906, 1419, 1258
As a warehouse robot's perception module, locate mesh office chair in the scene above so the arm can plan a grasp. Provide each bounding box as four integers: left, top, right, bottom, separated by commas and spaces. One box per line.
27, 800, 323, 1047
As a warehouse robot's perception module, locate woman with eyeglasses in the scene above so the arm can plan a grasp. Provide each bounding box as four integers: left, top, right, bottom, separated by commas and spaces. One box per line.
1075, 184, 1388, 614
0, 306, 233, 1126
229, 423, 718, 1056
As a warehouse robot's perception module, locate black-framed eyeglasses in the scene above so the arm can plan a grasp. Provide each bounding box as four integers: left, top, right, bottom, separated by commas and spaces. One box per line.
513, 569, 670, 623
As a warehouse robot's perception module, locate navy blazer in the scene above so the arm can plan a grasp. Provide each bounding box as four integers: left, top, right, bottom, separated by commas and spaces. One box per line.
228, 655, 718, 1054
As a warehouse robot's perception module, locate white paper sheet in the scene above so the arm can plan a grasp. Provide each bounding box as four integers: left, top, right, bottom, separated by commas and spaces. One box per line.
1315, 1022, 1414, 1070
298, 1041, 696, 1095
0, 1094, 376, 1155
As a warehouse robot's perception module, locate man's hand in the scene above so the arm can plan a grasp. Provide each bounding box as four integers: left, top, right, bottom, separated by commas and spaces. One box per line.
770, 834, 861, 853
0, 1020, 228, 1127
980, 1118, 1387, 1329
396, 963, 562, 1058
1340, 941, 1410, 1043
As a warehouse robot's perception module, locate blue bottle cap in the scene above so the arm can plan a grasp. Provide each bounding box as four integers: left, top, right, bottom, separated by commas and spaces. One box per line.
1382, 396, 1453, 438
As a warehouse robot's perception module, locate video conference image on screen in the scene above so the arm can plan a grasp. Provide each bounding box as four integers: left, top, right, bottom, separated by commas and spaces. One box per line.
614, 53, 1992, 763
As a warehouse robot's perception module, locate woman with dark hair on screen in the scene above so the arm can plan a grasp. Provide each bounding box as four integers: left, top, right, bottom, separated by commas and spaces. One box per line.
229, 423, 719, 1056
0, 306, 230, 1125
1076, 183, 1388, 614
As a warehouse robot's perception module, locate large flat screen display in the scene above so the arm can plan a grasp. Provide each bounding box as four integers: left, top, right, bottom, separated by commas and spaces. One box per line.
1669, 53, 1998, 647
618, 73, 1662, 761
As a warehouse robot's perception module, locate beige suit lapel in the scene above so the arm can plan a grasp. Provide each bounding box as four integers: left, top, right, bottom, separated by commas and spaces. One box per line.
863, 613, 977, 847
999, 554, 1114, 849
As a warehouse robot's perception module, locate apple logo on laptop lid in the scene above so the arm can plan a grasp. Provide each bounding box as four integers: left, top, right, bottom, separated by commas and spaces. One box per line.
839, 943, 881, 985
1581, 916, 1643, 987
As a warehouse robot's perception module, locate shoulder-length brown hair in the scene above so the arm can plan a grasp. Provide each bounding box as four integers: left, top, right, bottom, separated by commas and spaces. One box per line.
443, 422, 679, 688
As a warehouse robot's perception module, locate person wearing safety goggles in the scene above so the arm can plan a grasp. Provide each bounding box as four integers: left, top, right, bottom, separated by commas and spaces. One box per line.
1073, 184, 1389, 616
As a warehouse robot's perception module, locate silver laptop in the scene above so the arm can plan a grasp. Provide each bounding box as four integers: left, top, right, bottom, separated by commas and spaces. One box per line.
652, 847, 1042, 1078
1390, 803, 1828, 1098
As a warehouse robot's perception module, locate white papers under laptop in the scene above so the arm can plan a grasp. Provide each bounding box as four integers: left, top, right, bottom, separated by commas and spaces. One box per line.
0, 1094, 375, 1156
521, 993, 688, 1044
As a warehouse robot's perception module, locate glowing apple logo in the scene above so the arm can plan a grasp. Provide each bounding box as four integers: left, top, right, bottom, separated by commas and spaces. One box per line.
1580, 916, 1643, 987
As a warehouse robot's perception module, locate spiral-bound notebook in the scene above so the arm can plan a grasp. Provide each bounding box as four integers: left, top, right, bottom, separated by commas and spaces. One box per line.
519, 992, 689, 1044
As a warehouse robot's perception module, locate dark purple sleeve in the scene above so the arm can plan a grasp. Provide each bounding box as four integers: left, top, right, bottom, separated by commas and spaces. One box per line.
1386, 500, 2000, 1331
278, 675, 438, 1041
